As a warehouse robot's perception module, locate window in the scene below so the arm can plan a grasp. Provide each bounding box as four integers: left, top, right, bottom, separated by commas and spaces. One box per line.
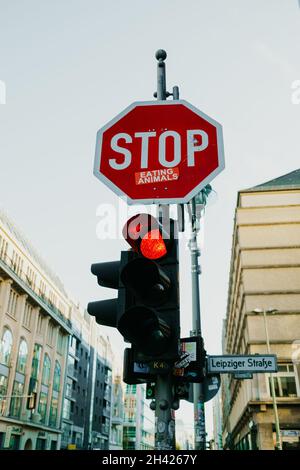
63, 399, 71, 420
67, 355, 75, 376
7, 289, 18, 318
66, 377, 73, 398
70, 336, 76, 355
23, 303, 33, 329
36, 313, 44, 335
38, 392, 48, 423
126, 384, 136, 394
31, 344, 42, 379
0, 375, 8, 415
49, 396, 58, 427
268, 364, 298, 398
53, 361, 61, 392
9, 380, 24, 418
42, 354, 51, 385
16, 339, 28, 374
47, 322, 55, 346
0, 328, 13, 366
36, 438, 46, 450
0, 375, 8, 396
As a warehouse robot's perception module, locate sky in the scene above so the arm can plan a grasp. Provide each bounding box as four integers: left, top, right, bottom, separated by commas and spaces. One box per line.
0, 0, 299, 442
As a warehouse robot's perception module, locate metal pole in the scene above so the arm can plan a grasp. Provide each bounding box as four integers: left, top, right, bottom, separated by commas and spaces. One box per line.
154, 49, 176, 451
263, 309, 282, 450
189, 197, 206, 450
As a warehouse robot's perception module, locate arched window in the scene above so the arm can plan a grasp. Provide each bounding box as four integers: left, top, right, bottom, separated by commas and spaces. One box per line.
42, 354, 51, 385
0, 328, 13, 366
53, 361, 61, 392
16, 339, 28, 373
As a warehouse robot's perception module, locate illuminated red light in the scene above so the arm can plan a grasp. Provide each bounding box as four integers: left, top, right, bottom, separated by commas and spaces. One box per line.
140, 229, 167, 260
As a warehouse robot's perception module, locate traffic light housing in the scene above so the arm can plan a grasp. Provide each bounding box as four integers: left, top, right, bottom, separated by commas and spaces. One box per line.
87, 213, 180, 364
120, 214, 180, 362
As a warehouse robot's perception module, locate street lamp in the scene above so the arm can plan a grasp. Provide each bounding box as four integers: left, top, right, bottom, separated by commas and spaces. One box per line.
252, 308, 282, 450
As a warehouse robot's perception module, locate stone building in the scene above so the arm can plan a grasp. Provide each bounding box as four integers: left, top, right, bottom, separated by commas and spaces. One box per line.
123, 383, 154, 450
109, 374, 123, 450
0, 210, 114, 450
0, 210, 71, 449
222, 169, 300, 450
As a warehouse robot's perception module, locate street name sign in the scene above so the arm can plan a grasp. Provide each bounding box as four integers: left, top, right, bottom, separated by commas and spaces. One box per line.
207, 355, 277, 374
94, 100, 225, 204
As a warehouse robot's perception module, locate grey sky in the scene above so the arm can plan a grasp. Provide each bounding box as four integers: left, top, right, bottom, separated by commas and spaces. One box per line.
0, 0, 299, 440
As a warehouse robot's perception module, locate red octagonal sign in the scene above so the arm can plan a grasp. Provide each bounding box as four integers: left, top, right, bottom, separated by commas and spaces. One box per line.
94, 100, 224, 204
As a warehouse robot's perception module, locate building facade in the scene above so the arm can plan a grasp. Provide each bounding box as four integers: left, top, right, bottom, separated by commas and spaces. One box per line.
123, 383, 154, 450
0, 211, 71, 450
212, 392, 223, 450
109, 375, 123, 450
0, 210, 114, 450
61, 305, 113, 450
222, 170, 300, 450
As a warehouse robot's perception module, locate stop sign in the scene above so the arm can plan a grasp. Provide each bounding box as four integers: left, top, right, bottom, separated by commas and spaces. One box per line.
94, 100, 224, 204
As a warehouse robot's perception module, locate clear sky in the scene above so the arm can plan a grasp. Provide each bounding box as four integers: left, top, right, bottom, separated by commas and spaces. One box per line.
0, 0, 299, 442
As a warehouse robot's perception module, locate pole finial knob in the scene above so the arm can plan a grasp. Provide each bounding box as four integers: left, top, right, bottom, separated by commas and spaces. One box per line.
155, 49, 167, 61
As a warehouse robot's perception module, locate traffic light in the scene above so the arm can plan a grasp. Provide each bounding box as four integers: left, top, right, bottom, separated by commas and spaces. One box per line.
87, 213, 180, 363
119, 213, 180, 362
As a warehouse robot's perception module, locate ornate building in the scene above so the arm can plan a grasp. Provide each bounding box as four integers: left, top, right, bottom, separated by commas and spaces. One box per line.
0, 210, 71, 449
